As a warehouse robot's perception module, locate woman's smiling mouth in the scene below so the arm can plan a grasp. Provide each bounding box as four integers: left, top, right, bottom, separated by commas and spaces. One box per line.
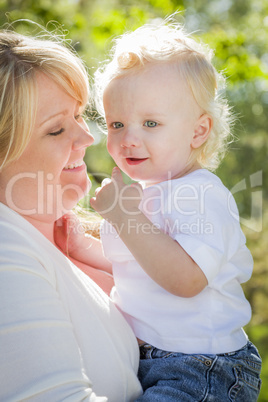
63, 160, 85, 171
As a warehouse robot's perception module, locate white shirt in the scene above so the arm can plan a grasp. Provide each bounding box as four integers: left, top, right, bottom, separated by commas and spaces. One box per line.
0, 202, 142, 401
101, 170, 253, 354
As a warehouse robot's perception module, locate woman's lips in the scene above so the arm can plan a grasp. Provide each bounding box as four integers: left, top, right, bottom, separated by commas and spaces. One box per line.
63, 160, 86, 171
126, 157, 148, 165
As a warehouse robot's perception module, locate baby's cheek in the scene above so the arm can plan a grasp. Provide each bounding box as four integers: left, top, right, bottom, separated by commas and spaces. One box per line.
107, 136, 119, 156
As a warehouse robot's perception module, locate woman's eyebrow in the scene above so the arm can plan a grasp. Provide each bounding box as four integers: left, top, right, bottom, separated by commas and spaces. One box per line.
39, 110, 67, 127
39, 101, 81, 127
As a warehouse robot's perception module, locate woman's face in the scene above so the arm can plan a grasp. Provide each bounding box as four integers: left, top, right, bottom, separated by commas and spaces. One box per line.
0, 73, 94, 222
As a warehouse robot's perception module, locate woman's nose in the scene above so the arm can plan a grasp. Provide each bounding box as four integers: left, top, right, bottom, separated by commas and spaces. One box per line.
73, 121, 94, 150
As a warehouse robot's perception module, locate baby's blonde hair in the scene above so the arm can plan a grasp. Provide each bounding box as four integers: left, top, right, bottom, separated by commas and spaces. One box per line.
0, 27, 89, 170
95, 19, 233, 170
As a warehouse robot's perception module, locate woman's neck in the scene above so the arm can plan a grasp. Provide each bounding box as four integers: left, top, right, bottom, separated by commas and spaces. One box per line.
0, 184, 58, 246
23, 215, 56, 245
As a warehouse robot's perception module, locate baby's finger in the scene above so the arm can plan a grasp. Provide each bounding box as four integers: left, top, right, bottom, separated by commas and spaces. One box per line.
94, 186, 102, 196
101, 178, 112, 187
111, 166, 124, 184
90, 196, 96, 209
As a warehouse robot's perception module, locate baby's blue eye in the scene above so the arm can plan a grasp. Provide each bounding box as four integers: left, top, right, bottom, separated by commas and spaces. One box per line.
112, 122, 124, 129
144, 121, 157, 127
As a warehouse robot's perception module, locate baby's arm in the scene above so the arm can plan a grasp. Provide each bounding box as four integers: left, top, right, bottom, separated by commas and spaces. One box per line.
91, 168, 208, 298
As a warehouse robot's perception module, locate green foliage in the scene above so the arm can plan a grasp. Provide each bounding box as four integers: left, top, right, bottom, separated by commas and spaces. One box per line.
203, 29, 268, 83
1, 0, 267, 398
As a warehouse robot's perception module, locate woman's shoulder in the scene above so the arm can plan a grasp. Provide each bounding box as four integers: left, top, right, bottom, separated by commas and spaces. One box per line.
0, 203, 58, 281
0, 203, 45, 251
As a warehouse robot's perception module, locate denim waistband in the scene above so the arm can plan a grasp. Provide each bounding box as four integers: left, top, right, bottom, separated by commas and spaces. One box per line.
139, 341, 261, 362
139, 343, 175, 360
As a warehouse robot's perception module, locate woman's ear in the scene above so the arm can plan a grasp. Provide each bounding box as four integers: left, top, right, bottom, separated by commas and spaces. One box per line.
191, 114, 212, 149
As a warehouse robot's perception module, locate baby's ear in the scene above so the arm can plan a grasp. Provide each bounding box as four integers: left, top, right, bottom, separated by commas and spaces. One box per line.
191, 114, 212, 149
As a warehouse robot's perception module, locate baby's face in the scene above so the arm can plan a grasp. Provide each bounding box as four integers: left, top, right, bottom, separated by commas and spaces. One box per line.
103, 63, 204, 186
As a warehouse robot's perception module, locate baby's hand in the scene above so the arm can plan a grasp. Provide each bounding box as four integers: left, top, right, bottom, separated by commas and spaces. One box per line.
54, 211, 85, 256
90, 167, 143, 225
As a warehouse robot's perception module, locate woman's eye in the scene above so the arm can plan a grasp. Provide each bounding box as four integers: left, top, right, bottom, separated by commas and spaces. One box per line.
75, 114, 83, 121
112, 122, 124, 129
49, 128, 64, 136
144, 121, 158, 127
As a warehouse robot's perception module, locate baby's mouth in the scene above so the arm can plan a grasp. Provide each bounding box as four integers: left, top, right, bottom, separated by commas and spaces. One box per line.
126, 157, 148, 165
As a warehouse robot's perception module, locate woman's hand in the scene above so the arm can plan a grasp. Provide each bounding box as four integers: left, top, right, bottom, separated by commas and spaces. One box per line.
54, 211, 85, 256
54, 212, 114, 295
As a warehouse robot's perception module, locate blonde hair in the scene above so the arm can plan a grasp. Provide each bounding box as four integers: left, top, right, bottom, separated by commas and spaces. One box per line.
0, 27, 89, 170
95, 20, 233, 170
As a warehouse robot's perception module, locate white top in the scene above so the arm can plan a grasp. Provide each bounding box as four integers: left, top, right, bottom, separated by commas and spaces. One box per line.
101, 170, 253, 354
0, 202, 142, 401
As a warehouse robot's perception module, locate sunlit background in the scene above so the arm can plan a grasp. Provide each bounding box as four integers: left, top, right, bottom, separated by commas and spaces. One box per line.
1, 0, 267, 398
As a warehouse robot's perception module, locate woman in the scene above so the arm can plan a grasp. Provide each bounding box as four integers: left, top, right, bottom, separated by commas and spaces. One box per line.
0, 27, 142, 401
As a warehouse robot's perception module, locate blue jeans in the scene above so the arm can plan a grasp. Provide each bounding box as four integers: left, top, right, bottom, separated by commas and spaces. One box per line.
136, 341, 262, 401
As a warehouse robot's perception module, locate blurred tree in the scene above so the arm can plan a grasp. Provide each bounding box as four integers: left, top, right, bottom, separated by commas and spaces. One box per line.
1, 0, 267, 397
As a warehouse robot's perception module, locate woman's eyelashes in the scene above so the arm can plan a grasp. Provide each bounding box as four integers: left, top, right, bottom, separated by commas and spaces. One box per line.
48, 114, 83, 136
49, 128, 65, 136
75, 114, 83, 122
